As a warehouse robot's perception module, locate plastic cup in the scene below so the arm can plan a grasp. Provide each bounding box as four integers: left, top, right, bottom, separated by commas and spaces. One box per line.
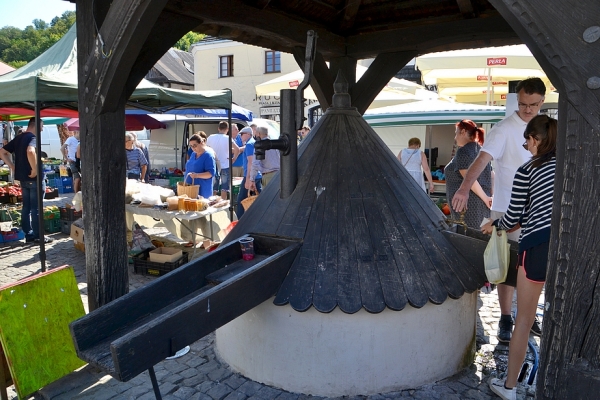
239, 237, 255, 260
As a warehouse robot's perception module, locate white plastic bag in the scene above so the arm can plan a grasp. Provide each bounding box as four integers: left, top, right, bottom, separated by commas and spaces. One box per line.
484, 226, 510, 284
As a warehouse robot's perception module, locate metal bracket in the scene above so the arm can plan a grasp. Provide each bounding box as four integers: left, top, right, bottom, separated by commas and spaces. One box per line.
295, 30, 317, 130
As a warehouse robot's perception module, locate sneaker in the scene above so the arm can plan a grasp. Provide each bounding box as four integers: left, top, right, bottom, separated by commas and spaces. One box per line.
34, 236, 54, 244
489, 377, 516, 400
531, 316, 542, 336
497, 317, 513, 343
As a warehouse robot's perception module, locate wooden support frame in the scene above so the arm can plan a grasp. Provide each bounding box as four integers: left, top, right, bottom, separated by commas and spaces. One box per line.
489, 0, 600, 398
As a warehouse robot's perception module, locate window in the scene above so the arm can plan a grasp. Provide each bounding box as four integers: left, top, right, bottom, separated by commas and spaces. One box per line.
219, 55, 233, 78
265, 51, 281, 73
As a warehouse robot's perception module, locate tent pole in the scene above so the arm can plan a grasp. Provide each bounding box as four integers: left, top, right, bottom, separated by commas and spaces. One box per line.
227, 110, 233, 222
35, 101, 46, 272
487, 68, 492, 106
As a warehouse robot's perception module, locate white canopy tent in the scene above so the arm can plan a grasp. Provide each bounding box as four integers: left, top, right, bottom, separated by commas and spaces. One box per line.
416, 45, 557, 106
256, 65, 441, 109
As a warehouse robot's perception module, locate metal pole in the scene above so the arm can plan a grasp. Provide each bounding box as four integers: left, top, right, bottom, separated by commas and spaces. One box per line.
227, 110, 233, 221
280, 89, 297, 199
148, 367, 163, 400
34, 102, 46, 272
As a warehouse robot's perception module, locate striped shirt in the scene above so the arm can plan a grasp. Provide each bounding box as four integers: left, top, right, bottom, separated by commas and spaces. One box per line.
126, 147, 148, 174
494, 157, 555, 252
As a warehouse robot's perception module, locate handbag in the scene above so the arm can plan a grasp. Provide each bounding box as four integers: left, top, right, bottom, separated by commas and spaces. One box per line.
483, 226, 510, 284
177, 173, 200, 198
241, 190, 258, 210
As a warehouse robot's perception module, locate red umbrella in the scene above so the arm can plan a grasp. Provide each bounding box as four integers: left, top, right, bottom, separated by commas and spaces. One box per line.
64, 114, 166, 131
0, 107, 78, 120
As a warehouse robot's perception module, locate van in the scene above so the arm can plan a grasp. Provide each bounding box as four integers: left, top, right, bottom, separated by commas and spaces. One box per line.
146, 116, 280, 170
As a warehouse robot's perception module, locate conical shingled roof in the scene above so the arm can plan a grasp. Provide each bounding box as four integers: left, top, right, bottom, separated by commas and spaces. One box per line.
225, 90, 486, 314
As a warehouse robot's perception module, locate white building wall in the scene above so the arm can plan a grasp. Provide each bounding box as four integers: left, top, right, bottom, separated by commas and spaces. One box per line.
191, 40, 297, 117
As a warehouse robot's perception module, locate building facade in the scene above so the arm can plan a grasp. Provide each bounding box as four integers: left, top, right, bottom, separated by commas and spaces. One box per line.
191, 38, 298, 119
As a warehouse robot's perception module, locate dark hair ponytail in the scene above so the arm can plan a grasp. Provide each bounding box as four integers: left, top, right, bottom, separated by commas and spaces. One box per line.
525, 115, 557, 168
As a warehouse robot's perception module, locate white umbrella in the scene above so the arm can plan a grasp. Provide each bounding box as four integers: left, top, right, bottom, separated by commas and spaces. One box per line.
416, 45, 556, 105
256, 65, 440, 109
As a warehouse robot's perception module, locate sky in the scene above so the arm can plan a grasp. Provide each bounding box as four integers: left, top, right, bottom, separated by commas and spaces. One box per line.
0, 0, 75, 29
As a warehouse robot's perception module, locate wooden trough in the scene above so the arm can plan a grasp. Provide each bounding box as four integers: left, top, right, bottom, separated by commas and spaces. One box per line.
69, 233, 302, 383
442, 225, 519, 287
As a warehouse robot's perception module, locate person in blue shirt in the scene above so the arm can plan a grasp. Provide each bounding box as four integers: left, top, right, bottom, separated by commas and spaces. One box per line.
236, 127, 262, 219
185, 132, 216, 199
182, 132, 217, 247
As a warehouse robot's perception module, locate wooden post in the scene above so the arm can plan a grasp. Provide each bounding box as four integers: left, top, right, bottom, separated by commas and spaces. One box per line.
489, 1, 600, 398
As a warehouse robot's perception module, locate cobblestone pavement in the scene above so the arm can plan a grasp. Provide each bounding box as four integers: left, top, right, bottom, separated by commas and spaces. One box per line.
1, 195, 543, 400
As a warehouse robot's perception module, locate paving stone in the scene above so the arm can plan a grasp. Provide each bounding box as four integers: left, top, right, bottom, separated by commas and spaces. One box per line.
223, 374, 248, 390
206, 383, 234, 400
275, 392, 299, 400
183, 373, 208, 388
164, 373, 185, 384
252, 385, 282, 400
237, 381, 264, 397
189, 393, 215, 400
196, 380, 217, 394
172, 386, 199, 399
208, 367, 233, 382
224, 390, 248, 400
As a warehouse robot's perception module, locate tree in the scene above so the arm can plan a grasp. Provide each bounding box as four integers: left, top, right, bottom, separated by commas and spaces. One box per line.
174, 31, 205, 52
0, 11, 75, 67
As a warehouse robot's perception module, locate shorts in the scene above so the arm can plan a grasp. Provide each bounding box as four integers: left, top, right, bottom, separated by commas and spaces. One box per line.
517, 241, 549, 283
69, 162, 81, 179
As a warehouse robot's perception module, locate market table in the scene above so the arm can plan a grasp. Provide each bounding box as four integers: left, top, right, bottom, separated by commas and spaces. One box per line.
125, 203, 229, 250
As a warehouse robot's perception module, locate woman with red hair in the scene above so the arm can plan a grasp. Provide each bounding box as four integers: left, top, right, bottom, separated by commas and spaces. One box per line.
445, 119, 492, 228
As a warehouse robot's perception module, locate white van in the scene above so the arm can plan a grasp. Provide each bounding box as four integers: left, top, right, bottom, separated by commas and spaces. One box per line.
146, 116, 280, 170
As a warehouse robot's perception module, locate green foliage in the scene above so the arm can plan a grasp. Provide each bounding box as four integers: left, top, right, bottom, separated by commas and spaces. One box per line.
0, 11, 75, 67
175, 31, 205, 52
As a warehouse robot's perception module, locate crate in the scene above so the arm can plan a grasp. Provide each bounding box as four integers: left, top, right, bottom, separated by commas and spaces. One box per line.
43, 210, 60, 220
58, 185, 74, 194
44, 188, 59, 199
133, 248, 189, 277
60, 219, 72, 235
2, 229, 25, 242
59, 177, 73, 187
60, 207, 82, 221
169, 176, 184, 188
0, 194, 8, 204
44, 218, 61, 233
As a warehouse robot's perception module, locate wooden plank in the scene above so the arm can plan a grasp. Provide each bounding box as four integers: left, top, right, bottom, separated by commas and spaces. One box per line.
338, 0, 362, 31
205, 255, 270, 284
311, 116, 339, 312
334, 117, 368, 313
70, 234, 294, 352
110, 240, 300, 381
351, 51, 415, 114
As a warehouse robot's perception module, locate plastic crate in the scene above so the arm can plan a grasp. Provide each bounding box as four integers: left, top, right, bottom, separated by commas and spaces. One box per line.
58, 185, 74, 194
44, 188, 59, 199
60, 177, 73, 187
0, 194, 8, 204
169, 176, 184, 188
2, 229, 25, 242
44, 218, 61, 233
133, 248, 189, 277
60, 219, 72, 235
60, 207, 82, 221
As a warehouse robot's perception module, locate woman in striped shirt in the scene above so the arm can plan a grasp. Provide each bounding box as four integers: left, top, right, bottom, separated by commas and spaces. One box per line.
483, 114, 557, 400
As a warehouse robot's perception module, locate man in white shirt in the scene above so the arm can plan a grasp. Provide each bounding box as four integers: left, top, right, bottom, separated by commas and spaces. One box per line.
61, 131, 81, 192
206, 121, 240, 195
452, 77, 546, 343
250, 126, 280, 189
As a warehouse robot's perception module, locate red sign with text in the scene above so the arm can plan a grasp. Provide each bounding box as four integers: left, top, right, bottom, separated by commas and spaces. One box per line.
501, 94, 507, 99
288, 80, 300, 88
487, 57, 507, 66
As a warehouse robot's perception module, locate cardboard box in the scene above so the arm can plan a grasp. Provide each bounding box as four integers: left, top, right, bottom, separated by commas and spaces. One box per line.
74, 240, 85, 252
148, 247, 182, 263
70, 224, 84, 243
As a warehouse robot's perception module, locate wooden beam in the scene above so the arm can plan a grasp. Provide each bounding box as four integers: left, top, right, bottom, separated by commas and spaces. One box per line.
82, 0, 169, 114
125, 10, 202, 97
292, 47, 333, 111
164, 0, 346, 57
345, 14, 518, 58
352, 51, 415, 115
338, 0, 362, 32
255, 0, 271, 9
329, 56, 357, 89
488, 1, 600, 398
456, 0, 474, 15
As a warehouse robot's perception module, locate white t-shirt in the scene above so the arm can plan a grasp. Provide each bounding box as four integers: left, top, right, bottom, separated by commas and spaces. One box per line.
65, 136, 79, 161
480, 111, 532, 212
206, 133, 230, 166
